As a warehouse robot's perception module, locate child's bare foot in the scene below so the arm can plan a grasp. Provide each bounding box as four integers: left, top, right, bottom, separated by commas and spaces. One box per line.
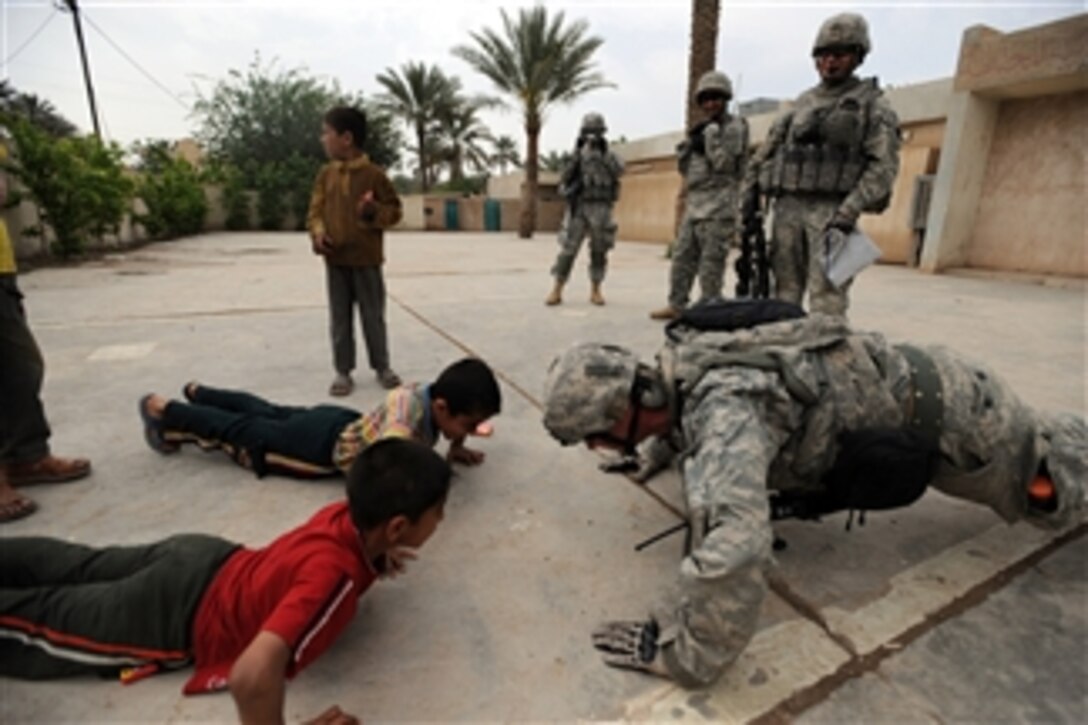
139, 394, 179, 454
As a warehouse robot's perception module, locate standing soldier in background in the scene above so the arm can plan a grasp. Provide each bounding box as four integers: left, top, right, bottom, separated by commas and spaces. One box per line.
545, 113, 624, 307
650, 71, 748, 321
742, 13, 900, 316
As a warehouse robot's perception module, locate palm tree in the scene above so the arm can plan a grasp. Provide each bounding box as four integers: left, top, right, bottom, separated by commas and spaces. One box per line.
539, 149, 572, 173
490, 135, 521, 175
435, 97, 495, 183
375, 62, 460, 192
0, 82, 77, 138
674, 0, 721, 238
686, 0, 721, 128
452, 5, 611, 238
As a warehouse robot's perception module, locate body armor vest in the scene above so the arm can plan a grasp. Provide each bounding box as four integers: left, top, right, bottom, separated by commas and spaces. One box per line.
762, 78, 882, 198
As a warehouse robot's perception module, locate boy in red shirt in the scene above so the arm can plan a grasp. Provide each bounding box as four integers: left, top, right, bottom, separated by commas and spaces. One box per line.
0, 438, 450, 724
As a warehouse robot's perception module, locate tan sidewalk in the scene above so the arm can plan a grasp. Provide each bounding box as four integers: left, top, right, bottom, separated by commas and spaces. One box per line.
1, 231, 1084, 722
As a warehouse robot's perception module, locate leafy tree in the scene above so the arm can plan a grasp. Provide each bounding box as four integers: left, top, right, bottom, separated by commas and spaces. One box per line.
490, 135, 521, 175
453, 5, 611, 237
0, 81, 78, 138
1, 113, 131, 257
375, 62, 461, 192
192, 56, 401, 229
132, 140, 207, 239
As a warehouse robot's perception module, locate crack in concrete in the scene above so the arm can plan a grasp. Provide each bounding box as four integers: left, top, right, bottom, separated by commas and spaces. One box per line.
750, 522, 1087, 724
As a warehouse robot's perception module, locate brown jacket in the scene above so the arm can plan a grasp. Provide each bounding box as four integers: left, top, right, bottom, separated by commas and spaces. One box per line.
306, 155, 403, 267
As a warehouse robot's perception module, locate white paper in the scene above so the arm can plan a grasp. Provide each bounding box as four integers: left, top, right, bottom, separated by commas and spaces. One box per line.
825, 229, 882, 288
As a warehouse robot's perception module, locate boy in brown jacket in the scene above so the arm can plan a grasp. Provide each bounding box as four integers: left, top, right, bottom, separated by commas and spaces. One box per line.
307, 106, 403, 396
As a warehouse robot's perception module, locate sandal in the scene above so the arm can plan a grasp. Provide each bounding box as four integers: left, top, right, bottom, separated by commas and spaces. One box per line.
329, 374, 354, 397
376, 369, 402, 390
0, 490, 38, 523
139, 394, 180, 454
6, 455, 91, 486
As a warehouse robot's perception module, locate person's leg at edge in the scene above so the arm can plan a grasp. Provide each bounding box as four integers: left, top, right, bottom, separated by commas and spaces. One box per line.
0, 276, 88, 508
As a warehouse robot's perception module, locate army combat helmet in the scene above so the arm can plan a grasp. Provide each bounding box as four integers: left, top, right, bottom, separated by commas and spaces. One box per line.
581, 112, 607, 135
543, 343, 640, 445
694, 70, 733, 104
813, 13, 871, 61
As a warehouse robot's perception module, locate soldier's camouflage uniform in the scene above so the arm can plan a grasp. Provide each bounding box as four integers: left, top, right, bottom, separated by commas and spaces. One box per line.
745, 78, 900, 315
544, 316, 1087, 688
668, 115, 749, 309
550, 144, 624, 285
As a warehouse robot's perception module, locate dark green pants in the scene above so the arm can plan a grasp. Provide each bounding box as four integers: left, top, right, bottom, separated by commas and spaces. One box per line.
0, 275, 50, 465
0, 534, 238, 679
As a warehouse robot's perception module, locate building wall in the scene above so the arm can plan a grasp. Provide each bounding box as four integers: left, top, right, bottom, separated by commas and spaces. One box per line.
967, 91, 1087, 275
611, 156, 681, 243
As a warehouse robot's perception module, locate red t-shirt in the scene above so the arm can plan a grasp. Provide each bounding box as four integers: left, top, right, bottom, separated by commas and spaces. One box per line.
183, 501, 378, 695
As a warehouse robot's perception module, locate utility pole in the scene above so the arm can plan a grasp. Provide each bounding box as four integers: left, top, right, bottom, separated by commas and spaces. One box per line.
62, 0, 101, 138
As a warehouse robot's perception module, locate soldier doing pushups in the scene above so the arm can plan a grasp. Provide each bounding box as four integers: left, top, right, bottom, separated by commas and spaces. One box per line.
542, 306, 1086, 687
545, 113, 624, 307
743, 13, 900, 316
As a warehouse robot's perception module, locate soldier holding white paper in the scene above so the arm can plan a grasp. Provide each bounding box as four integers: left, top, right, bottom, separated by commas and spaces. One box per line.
742, 13, 900, 315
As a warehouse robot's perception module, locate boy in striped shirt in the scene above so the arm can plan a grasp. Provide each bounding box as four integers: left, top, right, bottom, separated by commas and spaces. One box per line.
137, 358, 501, 478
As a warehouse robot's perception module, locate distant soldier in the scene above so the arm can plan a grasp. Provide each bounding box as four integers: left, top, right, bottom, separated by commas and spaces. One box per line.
542, 305, 1086, 688
650, 71, 749, 321
743, 13, 900, 315
545, 113, 624, 307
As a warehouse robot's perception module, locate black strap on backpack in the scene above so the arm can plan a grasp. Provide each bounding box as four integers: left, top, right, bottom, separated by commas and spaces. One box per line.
665, 299, 806, 342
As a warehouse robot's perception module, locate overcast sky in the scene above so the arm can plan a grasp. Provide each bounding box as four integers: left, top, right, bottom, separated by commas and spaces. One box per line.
2, 0, 1082, 169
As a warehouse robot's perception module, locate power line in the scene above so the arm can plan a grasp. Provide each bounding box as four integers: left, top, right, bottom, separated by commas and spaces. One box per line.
3, 8, 59, 67
78, 9, 190, 111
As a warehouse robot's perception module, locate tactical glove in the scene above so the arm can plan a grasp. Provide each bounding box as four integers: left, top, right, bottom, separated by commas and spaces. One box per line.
591, 619, 670, 677
825, 209, 857, 233
687, 122, 708, 155
591, 136, 607, 152
575, 136, 587, 151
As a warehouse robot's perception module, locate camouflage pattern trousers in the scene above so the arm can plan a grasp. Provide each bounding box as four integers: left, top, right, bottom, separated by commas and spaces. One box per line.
550, 201, 617, 284
769, 195, 852, 315
668, 216, 739, 309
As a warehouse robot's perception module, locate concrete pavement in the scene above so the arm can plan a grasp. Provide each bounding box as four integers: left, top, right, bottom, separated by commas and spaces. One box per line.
1, 230, 1084, 723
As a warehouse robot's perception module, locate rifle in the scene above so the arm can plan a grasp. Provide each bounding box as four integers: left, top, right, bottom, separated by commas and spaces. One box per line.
736, 206, 771, 299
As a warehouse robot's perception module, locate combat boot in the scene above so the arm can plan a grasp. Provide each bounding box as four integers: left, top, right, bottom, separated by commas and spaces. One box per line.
545, 281, 564, 306
649, 305, 680, 320
589, 283, 605, 306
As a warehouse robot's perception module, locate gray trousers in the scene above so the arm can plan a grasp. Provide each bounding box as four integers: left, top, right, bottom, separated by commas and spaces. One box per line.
0, 275, 51, 465
325, 263, 390, 375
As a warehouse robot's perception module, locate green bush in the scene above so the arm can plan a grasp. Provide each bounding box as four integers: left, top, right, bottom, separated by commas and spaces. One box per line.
254, 162, 287, 230
134, 143, 207, 239
215, 164, 251, 230
1, 114, 132, 257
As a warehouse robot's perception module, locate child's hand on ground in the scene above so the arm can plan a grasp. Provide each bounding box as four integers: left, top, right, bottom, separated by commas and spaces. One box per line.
381, 547, 417, 579
447, 445, 485, 466
356, 190, 377, 222
310, 232, 335, 255
303, 704, 360, 725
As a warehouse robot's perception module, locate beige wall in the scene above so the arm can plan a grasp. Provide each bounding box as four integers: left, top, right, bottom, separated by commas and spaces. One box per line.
611, 157, 681, 243
967, 91, 1087, 275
